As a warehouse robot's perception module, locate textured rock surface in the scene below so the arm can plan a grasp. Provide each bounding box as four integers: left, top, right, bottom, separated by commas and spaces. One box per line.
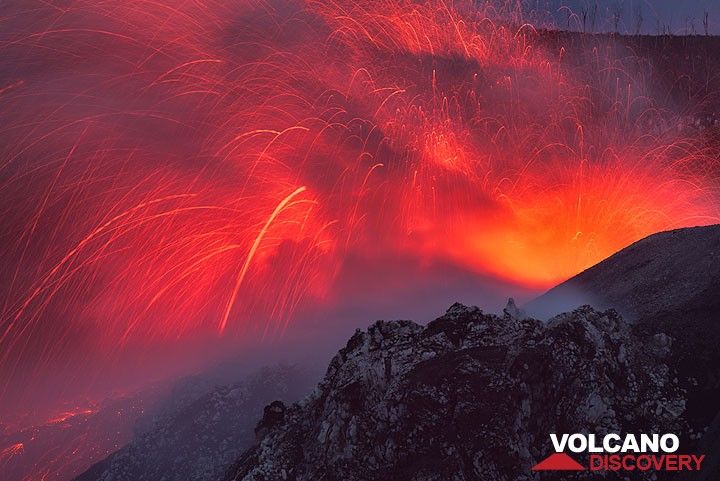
75, 366, 311, 481
527, 224, 720, 457
225, 304, 687, 481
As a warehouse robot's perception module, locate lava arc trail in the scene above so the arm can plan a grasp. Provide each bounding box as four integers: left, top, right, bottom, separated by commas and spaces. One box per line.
0, 0, 718, 422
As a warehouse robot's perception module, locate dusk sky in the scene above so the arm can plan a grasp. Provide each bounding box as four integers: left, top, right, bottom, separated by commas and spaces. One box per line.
542, 1, 720, 34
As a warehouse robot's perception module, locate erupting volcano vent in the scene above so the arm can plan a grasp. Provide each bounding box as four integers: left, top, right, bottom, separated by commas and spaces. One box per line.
0, 0, 719, 451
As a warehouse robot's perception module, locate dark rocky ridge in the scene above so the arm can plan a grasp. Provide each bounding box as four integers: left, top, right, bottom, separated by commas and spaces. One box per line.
528, 225, 720, 427
526, 225, 720, 323
224, 303, 687, 481
70, 227, 720, 481
528, 224, 720, 479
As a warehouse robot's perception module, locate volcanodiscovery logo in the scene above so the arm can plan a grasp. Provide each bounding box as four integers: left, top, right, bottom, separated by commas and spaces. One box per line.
531, 433, 705, 473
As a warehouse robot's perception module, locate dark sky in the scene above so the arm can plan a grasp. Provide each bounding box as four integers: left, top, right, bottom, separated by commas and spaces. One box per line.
536, 1, 720, 35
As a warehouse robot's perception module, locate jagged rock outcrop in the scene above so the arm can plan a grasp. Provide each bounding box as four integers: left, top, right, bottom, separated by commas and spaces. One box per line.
224, 303, 686, 481
527, 225, 720, 449
503, 297, 526, 320
74, 366, 311, 481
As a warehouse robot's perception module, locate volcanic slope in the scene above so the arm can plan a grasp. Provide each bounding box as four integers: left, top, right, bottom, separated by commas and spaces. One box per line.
526, 225, 720, 323
527, 225, 720, 418
528, 224, 720, 478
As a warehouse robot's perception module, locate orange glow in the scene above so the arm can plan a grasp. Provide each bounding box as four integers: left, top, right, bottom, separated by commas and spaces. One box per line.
449, 164, 715, 286
0, 0, 718, 432
2, 1, 720, 478
45, 408, 98, 426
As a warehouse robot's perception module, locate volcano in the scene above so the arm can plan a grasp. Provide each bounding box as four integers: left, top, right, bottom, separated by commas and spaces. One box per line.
68, 225, 720, 481
215, 225, 720, 480
3, 0, 720, 476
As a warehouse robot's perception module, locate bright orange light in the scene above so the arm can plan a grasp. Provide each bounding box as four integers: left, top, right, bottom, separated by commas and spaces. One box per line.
0, 0, 718, 433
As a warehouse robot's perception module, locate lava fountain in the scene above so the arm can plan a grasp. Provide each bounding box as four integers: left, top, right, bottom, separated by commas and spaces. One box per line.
0, 0, 718, 422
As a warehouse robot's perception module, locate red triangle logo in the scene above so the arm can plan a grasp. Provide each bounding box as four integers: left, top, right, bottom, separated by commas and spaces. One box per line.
531, 452, 586, 471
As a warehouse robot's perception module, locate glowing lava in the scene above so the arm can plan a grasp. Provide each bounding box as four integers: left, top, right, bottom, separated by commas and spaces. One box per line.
0, 0, 718, 428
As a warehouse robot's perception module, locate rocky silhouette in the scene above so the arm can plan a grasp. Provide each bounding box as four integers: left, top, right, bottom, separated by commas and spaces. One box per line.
73, 225, 720, 481
529, 225, 720, 452
224, 303, 687, 481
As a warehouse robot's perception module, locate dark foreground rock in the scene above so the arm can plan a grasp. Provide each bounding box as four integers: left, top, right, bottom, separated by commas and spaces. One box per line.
528, 224, 720, 468
224, 304, 686, 481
